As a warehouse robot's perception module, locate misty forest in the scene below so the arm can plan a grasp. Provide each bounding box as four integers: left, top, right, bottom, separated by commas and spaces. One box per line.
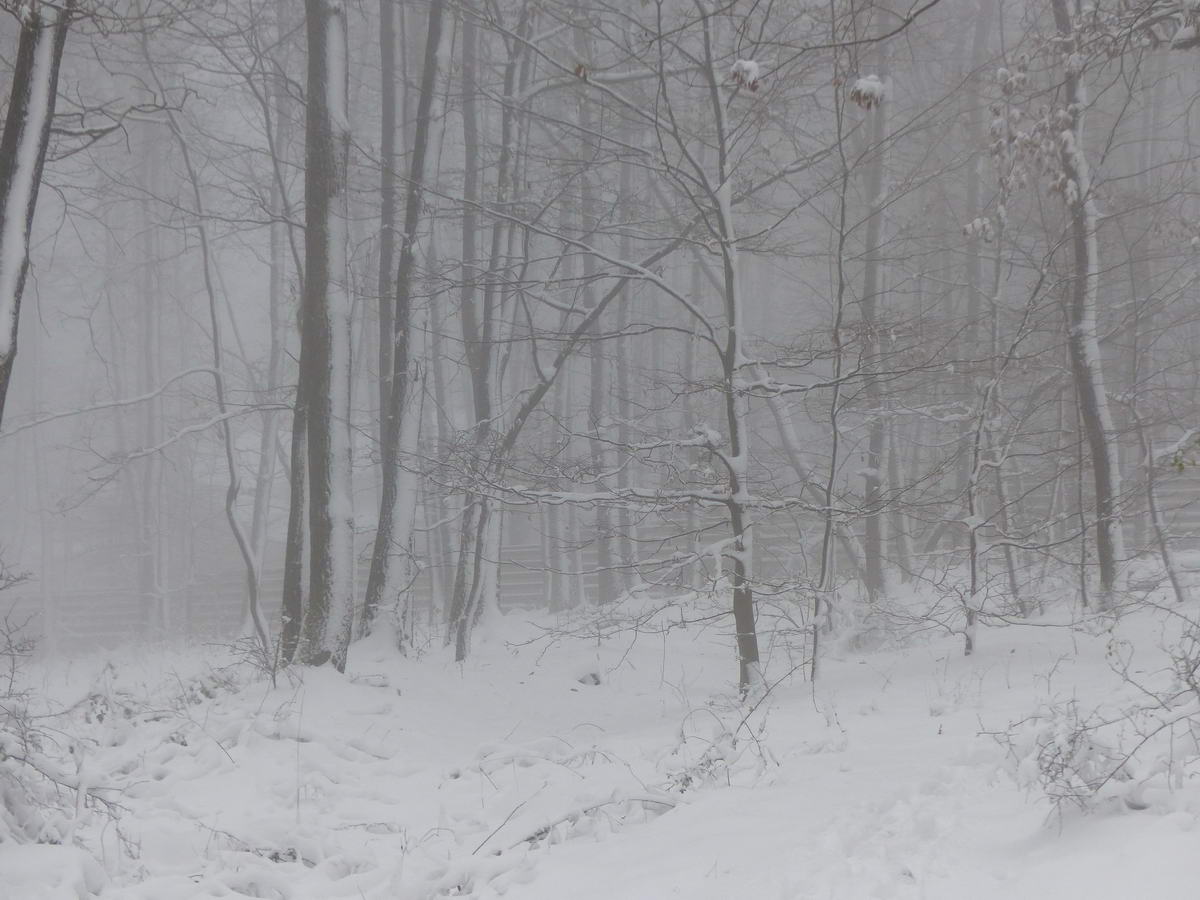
4, 0, 1200, 896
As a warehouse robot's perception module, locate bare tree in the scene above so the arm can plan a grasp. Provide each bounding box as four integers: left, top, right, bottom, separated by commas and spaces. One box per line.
362, 0, 447, 638
297, 0, 355, 670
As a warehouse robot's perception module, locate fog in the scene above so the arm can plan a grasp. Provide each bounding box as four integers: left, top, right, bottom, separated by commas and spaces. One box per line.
3, 1, 1200, 894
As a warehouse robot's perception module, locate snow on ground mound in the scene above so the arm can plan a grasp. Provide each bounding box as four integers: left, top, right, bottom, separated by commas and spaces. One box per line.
4, 600, 1200, 899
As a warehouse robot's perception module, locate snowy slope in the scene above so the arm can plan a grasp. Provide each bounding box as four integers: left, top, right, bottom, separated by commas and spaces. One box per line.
3, 598, 1199, 900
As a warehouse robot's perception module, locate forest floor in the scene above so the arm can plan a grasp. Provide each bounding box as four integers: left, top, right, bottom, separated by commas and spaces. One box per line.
4, 583, 1200, 899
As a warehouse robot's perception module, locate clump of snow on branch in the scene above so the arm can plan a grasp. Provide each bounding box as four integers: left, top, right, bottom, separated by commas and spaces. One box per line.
996, 61, 1027, 96
962, 217, 995, 243
692, 423, 723, 449
849, 74, 885, 109
1172, 24, 1199, 49
730, 59, 761, 91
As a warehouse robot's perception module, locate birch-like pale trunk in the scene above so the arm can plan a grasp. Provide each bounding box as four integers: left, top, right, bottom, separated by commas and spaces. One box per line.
1050, 0, 1125, 610
0, 1, 74, 431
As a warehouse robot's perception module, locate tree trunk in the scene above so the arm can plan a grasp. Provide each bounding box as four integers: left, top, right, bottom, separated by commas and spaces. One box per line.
614, 146, 638, 589
299, 0, 356, 670
697, 10, 760, 693
1051, 0, 1125, 610
136, 123, 166, 635
363, 0, 446, 635
448, 5, 533, 656
0, 1, 75, 430
858, 39, 890, 603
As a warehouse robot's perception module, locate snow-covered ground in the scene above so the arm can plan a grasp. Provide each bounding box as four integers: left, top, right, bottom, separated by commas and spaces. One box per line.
3, 592, 1200, 899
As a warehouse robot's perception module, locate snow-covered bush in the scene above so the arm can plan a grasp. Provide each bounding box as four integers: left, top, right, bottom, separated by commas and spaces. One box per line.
998, 699, 1132, 810
0, 599, 70, 845
998, 623, 1200, 815
659, 700, 778, 794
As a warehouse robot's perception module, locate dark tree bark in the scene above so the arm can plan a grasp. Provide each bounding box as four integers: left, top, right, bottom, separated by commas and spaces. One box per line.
299, 0, 356, 670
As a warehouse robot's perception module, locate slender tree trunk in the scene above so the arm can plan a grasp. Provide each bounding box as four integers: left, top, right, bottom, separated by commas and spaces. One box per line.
250, 68, 292, 573
427, 295, 455, 623
572, 13, 617, 606
142, 33, 273, 659
277, 0, 308, 666
697, 9, 759, 692
281, 409, 309, 663
363, 0, 446, 635
1051, 0, 1125, 610
858, 40, 890, 603
137, 123, 166, 635
814, 64, 857, 678
449, 5, 533, 656
886, 414, 913, 580
952, 3, 992, 518
376, 0, 398, 460
614, 150, 638, 589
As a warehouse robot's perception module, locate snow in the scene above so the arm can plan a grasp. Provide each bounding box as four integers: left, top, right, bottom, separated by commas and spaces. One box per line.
5, 591, 1200, 899
0, 6, 58, 361
729, 59, 761, 91
325, 5, 349, 136
0, 844, 105, 899
1172, 25, 1197, 48
850, 74, 886, 109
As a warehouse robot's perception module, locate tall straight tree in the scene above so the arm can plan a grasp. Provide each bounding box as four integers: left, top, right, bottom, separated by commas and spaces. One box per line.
0, 0, 76, 430
362, 0, 447, 635
299, 0, 356, 670
1049, 0, 1125, 609
447, 3, 536, 660
856, 7, 891, 604
276, 0, 309, 665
